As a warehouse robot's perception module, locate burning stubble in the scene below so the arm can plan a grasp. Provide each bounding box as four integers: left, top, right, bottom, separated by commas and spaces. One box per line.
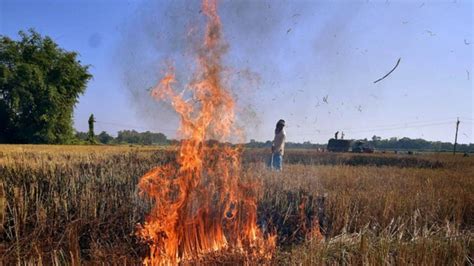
136, 0, 275, 264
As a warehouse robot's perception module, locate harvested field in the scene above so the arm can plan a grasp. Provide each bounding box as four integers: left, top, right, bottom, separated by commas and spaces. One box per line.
0, 145, 472, 264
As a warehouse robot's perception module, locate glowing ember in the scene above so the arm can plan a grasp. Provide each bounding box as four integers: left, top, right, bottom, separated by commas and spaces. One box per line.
136, 0, 275, 264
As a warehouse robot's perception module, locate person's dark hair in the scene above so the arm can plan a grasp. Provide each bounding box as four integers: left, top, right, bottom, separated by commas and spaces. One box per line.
275, 119, 285, 134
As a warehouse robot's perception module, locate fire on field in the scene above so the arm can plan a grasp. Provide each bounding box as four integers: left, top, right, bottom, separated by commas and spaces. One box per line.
0, 146, 472, 264
135, 0, 277, 263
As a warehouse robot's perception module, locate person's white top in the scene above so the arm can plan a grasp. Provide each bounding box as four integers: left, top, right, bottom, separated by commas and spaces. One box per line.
272, 129, 286, 155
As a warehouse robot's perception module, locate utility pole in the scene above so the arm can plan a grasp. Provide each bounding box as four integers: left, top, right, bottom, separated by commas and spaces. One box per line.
453, 118, 460, 155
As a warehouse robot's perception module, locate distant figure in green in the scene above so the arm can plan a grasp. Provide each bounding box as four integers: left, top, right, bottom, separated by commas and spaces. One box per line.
88, 114, 96, 144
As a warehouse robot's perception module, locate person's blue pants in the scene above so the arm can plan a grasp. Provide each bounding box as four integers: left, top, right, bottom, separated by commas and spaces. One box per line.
271, 153, 283, 171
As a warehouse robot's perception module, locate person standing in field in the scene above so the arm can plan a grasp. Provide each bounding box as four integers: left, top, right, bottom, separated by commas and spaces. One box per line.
271, 119, 286, 171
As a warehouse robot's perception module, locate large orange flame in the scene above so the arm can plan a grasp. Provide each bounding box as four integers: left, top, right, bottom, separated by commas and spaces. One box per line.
137, 0, 275, 264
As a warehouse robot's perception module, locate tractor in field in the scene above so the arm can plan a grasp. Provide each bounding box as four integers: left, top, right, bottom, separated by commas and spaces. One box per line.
327, 139, 352, 152
352, 141, 374, 153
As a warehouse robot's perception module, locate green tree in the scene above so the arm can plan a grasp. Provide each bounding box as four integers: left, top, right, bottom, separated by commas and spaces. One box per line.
0, 29, 91, 143
115, 130, 168, 145
372, 135, 382, 142
98, 131, 113, 144
75, 131, 88, 142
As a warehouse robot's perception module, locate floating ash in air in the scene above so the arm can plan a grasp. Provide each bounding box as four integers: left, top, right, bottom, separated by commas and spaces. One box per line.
136, 0, 276, 264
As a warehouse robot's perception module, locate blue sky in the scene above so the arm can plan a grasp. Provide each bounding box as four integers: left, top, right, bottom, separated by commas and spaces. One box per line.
1, 0, 472, 143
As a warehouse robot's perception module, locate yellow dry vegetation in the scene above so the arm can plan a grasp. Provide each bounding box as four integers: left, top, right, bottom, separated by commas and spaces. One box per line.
0, 145, 472, 264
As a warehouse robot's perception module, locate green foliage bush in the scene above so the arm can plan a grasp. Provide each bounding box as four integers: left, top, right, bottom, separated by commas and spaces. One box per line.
0, 29, 91, 144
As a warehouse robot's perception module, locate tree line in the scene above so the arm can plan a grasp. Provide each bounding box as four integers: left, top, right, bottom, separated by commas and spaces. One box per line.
76, 131, 473, 153
245, 136, 473, 152
76, 129, 169, 145
367, 135, 473, 152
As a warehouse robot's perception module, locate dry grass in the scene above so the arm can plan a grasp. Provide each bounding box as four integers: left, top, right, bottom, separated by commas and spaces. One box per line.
0, 145, 472, 264
253, 163, 473, 265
